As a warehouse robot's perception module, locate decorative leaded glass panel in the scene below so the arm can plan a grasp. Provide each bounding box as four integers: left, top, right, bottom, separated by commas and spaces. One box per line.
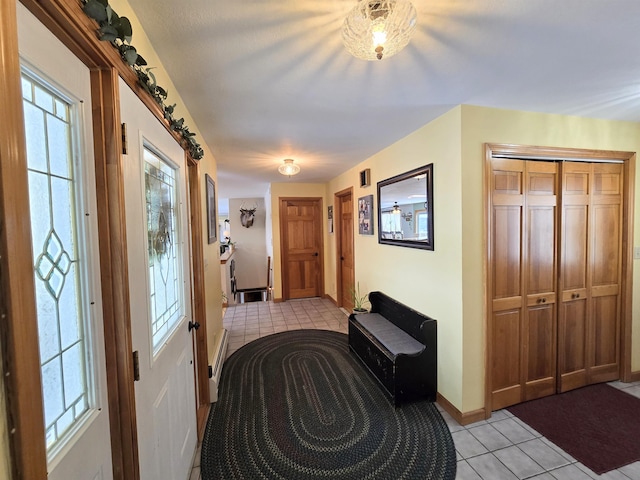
144, 148, 182, 350
22, 73, 90, 450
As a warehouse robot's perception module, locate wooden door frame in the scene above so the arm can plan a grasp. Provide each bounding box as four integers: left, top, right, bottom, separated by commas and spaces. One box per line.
484, 143, 636, 417
2, 1, 208, 478
0, 2, 47, 477
186, 157, 210, 438
334, 188, 354, 308
279, 197, 325, 301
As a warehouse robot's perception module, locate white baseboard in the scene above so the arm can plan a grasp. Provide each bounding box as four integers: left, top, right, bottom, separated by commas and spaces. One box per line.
209, 329, 229, 403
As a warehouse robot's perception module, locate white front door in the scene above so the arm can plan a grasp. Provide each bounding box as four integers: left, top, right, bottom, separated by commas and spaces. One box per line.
17, 4, 113, 479
119, 78, 198, 480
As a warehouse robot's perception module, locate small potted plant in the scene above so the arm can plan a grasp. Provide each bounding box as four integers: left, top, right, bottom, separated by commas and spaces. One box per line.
350, 282, 370, 314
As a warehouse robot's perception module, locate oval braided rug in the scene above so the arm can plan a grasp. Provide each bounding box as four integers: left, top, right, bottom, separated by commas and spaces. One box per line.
201, 330, 456, 480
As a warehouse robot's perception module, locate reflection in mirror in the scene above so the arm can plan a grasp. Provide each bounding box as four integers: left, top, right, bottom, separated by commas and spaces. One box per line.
377, 164, 434, 250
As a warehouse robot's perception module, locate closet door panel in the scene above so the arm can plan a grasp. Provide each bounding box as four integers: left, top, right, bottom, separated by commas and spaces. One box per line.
524, 304, 556, 399
492, 309, 522, 409
493, 206, 522, 299
588, 163, 622, 382
559, 298, 588, 391
561, 205, 588, 291
591, 204, 620, 286
490, 160, 524, 409
558, 163, 590, 392
523, 162, 557, 401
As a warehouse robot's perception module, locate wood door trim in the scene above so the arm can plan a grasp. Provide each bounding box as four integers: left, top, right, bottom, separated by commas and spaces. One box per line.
186, 157, 210, 438
0, 2, 48, 477
335, 187, 353, 308
484, 143, 635, 416
279, 197, 324, 301
91, 68, 140, 480
620, 154, 636, 382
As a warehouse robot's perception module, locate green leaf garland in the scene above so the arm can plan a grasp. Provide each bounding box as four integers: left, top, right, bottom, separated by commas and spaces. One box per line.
82, 0, 204, 160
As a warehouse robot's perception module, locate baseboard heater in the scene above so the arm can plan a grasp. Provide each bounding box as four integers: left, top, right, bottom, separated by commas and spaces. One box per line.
208, 328, 229, 403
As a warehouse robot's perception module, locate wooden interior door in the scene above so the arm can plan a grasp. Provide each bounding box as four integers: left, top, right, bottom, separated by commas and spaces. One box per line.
335, 189, 354, 311
280, 198, 324, 300
558, 162, 623, 392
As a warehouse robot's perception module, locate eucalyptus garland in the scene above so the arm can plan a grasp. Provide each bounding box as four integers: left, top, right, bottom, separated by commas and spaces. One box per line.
82, 0, 204, 160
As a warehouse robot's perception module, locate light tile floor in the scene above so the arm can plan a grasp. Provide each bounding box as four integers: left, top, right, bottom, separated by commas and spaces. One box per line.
190, 298, 640, 480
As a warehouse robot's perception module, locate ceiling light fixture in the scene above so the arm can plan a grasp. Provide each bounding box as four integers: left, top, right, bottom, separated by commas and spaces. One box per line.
342, 0, 417, 61
278, 158, 300, 177
392, 202, 402, 214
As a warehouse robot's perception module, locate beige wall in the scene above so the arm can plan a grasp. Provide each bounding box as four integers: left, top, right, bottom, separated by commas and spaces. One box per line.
327, 107, 466, 408
323, 105, 640, 415
110, 0, 223, 355
270, 183, 329, 300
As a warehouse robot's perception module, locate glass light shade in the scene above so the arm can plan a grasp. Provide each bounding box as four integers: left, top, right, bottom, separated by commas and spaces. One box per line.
342, 0, 417, 61
278, 158, 300, 176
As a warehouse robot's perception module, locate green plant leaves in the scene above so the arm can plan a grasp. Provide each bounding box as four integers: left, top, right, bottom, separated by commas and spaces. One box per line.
83, 0, 107, 22
82, 0, 204, 160
117, 17, 133, 43
123, 46, 138, 66
99, 25, 118, 42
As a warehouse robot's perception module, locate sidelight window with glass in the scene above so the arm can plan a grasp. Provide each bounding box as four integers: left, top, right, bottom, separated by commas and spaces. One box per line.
22, 71, 93, 454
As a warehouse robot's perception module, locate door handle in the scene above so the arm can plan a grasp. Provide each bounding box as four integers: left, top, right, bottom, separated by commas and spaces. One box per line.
188, 321, 200, 332
313, 252, 319, 256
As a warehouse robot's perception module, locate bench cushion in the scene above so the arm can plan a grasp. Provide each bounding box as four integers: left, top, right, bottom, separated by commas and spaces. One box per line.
353, 313, 425, 356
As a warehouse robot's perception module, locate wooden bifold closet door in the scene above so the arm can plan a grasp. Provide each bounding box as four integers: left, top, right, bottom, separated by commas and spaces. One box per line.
489, 159, 623, 411
558, 162, 623, 392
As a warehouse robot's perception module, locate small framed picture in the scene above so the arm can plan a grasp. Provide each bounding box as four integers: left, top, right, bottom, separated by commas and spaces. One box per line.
205, 174, 217, 244
360, 168, 371, 187
358, 194, 374, 235
328, 205, 334, 234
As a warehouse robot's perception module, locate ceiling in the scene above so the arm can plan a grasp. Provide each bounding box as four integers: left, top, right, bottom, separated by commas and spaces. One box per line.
127, 0, 640, 199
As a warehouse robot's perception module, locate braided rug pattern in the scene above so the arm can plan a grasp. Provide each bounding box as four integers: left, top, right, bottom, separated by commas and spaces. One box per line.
201, 330, 456, 480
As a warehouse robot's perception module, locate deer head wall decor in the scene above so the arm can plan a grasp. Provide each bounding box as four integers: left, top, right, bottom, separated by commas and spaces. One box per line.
239, 204, 257, 228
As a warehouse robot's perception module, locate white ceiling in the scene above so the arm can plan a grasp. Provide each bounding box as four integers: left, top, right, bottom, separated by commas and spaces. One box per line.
127, 0, 640, 198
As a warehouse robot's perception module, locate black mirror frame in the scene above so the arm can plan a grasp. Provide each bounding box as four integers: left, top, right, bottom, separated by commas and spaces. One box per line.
377, 164, 434, 251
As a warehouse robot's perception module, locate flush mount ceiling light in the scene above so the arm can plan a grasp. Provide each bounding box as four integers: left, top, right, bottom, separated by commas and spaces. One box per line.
278, 158, 300, 177
342, 0, 417, 61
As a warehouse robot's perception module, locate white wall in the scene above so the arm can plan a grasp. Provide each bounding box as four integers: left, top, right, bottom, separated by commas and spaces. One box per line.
264, 187, 274, 288
229, 198, 268, 289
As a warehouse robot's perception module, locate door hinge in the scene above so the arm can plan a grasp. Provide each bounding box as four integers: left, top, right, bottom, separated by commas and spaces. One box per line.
121, 122, 128, 154
133, 350, 140, 381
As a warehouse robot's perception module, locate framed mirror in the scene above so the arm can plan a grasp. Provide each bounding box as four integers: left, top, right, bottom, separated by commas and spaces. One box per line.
377, 164, 434, 250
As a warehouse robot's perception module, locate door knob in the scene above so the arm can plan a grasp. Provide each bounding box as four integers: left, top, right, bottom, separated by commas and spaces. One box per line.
188, 321, 200, 332
313, 252, 319, 256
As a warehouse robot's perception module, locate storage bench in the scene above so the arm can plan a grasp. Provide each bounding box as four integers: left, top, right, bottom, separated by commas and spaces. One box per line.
348, 291, 437, 406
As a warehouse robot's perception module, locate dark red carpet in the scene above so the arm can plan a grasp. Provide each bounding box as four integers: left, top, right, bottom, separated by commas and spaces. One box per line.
508, 384, 640, 474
